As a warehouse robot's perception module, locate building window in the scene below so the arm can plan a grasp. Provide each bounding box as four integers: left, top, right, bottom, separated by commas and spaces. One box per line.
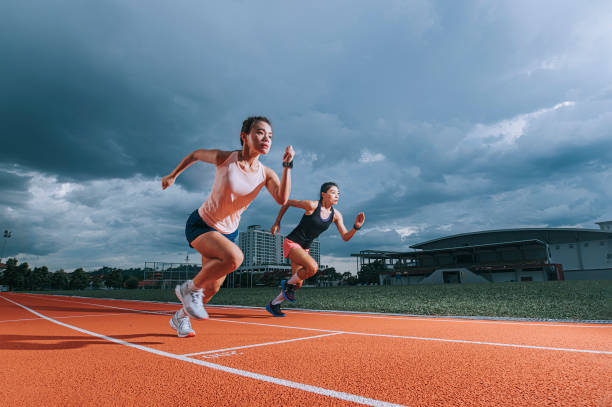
601, 241, 606, 246
569, 244, 574, 248
584, 243, 589, 247
555, 245, 560, 250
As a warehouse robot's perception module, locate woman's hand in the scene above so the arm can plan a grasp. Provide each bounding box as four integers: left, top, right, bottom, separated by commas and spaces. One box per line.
283, 145, 295, 164
162, 175, 175, 190
354, 212, 365, 229
270, 222, 280, 236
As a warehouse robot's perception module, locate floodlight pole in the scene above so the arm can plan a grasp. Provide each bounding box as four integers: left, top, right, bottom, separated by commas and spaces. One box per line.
2, 230, 12, 261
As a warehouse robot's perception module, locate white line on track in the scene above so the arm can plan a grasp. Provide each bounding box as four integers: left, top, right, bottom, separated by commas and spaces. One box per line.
181, 332, 344, 357
0, 295, 407, 407
19, 293, 610, 327
207, 318, 612, 355
0, 313, 128, 323
7, 294, 612, 354
12, 294, 176, 315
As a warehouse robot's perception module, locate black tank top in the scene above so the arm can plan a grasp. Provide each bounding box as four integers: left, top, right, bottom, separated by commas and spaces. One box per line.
286, 202, 335, 250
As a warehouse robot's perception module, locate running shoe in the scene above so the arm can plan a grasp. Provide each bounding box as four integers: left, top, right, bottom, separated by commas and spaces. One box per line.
175, 280, 208, 320
281, 280, 297, 303
169, 310, 196, 338
265, 301, 286, 317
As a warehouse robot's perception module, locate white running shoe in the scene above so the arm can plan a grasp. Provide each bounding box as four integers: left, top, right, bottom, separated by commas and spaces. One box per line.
175, 281, 209, 320
169, 310, 195, 338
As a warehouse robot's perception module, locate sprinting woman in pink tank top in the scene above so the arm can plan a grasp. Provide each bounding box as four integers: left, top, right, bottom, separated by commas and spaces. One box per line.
162, 116, 294, 337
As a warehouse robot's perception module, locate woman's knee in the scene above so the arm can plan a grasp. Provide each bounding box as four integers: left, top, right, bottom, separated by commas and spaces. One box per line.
223, 249, 243, 270
306, 259, 318, 275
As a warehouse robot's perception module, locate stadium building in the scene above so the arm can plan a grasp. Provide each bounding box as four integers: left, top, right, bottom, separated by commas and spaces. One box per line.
352, 221, 612, 285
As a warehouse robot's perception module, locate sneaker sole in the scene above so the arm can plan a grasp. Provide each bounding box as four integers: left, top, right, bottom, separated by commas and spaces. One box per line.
265, 303, 285, 317
280, 280, 296, 303
175, 284, 209, 320
169, 317, 196, 338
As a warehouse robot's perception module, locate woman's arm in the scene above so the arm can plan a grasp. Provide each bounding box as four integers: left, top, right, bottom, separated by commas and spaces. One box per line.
161, 149, 231, 189
270, 199, 317, 235
334, 209, 366, 241
264, 145, 295, 204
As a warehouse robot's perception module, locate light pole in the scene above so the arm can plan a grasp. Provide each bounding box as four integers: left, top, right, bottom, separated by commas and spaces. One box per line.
2, 230, 12, 261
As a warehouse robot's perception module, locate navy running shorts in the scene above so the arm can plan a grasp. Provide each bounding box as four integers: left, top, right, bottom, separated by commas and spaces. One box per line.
185, 210, 238, 247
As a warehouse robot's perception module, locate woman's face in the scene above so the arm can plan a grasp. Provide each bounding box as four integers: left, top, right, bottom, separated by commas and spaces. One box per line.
243, 121, 272, 155
322, 186, 339, 205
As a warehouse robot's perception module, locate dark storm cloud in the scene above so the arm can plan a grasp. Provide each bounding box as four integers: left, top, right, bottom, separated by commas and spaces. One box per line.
1, 0, 611, 270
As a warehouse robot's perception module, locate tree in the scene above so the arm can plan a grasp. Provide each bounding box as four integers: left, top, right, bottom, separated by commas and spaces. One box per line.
105, 269, 123, 289
320, 267, 342, 282
31, 266, 50, 290
91, 275, 104, 289
358, 260, 385, 285
125, 276, 139, 289
1, 258, 20, 290
342, 271, 358, 286
51, 270, 69, 289
69, 268, 89, 290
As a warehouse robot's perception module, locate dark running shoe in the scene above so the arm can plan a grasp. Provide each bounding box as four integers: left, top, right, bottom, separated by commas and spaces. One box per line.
266, 301, 285, 317
281, 280, 297, 303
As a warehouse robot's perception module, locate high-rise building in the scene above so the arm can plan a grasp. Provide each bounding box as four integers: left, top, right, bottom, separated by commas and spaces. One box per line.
239, 225, 287, 266
237, 225, 321, 272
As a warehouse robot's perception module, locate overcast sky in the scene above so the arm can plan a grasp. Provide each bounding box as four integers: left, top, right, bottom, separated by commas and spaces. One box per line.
1, 0, 611, 273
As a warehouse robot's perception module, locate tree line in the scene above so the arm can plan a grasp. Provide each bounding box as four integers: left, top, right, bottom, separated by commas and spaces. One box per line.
0, 258, 388, 291
0, 259, 144, 291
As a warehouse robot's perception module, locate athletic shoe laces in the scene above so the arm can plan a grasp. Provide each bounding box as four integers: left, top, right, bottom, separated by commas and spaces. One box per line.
190, 289, 203, 302
179, 317, 192, 331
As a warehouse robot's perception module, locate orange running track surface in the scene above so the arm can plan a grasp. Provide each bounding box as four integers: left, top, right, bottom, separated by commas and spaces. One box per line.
1, 292, 610, 407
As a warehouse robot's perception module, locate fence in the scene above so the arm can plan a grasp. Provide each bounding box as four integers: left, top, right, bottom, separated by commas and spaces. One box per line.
142, 262, 285, 289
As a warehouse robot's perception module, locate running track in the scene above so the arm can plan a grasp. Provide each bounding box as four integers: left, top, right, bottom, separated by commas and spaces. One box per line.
1, 293, 610, 406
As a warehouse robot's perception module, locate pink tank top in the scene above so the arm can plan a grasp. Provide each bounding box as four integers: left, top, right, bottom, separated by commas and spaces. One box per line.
198, 151, 267, 234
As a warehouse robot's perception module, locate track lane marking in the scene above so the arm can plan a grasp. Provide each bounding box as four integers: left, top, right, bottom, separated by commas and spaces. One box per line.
181, 332, 344, 357
8, 294, 611, 354
208, 318, 612, 354
0, 313, 128, 323
0, 294, 408, 407
7, 294, 175, 315
15, 293, 611, 328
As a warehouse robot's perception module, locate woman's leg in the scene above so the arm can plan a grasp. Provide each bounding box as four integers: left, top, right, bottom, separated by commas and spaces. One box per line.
191, 232, 243, 285
177, 231, 243, 319
286, 247, 318, 283
280, 247, 317, 302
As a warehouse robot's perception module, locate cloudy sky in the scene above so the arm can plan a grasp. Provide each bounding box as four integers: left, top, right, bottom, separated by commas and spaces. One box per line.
1, 0, 611, 273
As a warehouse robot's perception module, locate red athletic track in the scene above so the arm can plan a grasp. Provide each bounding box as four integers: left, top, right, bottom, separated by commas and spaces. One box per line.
1, 292, 610, 407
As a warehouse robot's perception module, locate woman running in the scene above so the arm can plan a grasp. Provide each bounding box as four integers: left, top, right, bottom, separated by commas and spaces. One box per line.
266, 182, 365, 317
162, 116, 294, 337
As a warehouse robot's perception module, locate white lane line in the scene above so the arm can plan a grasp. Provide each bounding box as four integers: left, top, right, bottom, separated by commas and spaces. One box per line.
8, 294, 611, 355
208, 318, 612, 355
16, 293, 610, 328
10, 294, 175, 315
289, 311, 612, 328
0, 313, 128, 323
0, 295, 407, 407
182, 332, 344, 357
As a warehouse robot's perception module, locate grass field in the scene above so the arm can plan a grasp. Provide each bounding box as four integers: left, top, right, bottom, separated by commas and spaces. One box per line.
27, 279, 612, 321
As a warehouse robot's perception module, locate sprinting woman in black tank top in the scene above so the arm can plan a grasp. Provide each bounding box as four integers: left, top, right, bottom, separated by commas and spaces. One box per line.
266, 182, 365, 317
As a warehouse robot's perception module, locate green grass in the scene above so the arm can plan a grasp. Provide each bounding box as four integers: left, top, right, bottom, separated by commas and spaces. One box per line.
29, 280, 612, 321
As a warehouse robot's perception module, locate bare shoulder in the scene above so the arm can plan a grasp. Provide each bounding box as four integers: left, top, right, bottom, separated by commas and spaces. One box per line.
305, 200, 319, 212
333, 208, 343, 222
216, 150, 236, 166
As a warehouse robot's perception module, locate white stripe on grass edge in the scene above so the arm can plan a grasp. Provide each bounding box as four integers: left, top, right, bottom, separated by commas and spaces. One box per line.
0, 295, 407, 407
